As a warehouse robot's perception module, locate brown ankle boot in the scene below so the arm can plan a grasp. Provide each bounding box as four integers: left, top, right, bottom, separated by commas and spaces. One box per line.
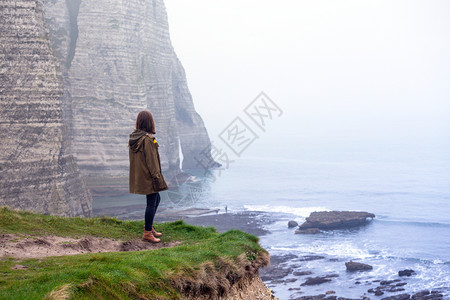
152, 226, 162, 237
142, 230, 160, 243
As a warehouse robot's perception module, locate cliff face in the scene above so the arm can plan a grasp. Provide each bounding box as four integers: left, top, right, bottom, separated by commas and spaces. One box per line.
0, 0, 92, 216
44, 0, 214, 179
0, 0, 212, 216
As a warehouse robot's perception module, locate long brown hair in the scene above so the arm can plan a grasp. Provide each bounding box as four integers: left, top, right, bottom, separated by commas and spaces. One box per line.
135, 110, 156, 134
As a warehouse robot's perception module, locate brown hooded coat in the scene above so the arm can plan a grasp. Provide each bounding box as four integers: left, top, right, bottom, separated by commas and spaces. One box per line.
129, 130, 168, 195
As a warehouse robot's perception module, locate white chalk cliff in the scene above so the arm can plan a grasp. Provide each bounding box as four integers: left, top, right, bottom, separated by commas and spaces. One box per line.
0, 0, 214, 216
44, 0, 215, 178
0, 0, 92, 216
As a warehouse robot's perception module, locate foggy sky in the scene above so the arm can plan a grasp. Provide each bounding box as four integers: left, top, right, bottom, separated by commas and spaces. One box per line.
165, 1, 450, 154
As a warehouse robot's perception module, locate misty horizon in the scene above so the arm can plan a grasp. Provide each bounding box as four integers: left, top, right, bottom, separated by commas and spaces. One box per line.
165, 0, 449, 156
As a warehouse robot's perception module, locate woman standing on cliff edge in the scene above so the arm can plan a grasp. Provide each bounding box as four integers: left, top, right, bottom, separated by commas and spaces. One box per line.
129, 110, 168, 243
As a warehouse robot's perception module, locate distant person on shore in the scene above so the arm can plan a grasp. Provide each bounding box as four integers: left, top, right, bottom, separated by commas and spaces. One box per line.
129, 110, 168, 243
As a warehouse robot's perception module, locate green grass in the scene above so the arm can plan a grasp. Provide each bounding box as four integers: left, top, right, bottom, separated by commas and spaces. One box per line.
0, 206, 214, 242
0, 207, 267, 299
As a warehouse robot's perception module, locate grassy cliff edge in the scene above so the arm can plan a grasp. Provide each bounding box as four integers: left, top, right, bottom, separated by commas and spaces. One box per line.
0, 207, 270, 299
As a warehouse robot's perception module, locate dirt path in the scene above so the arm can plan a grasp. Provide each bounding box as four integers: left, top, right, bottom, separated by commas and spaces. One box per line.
0, 234, 180, 259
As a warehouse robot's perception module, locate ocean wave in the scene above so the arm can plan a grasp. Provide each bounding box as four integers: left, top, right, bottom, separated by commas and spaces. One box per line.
269, 242, 450, 267
270, 241, 374, 259
243, 205, 330, 217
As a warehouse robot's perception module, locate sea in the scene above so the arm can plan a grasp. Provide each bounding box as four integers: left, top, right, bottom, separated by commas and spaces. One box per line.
94, 136, 450, 299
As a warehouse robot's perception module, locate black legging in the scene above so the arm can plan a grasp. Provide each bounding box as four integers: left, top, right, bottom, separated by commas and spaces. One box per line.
145, 193, 160, 231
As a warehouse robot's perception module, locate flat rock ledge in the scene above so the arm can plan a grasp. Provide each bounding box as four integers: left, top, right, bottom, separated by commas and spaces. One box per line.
298, 211, 375, 231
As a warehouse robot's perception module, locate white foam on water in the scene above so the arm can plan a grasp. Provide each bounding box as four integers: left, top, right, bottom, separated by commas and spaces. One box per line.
433, 259, 445, 264
271, 241, 373, 259
243, 204, 330, 218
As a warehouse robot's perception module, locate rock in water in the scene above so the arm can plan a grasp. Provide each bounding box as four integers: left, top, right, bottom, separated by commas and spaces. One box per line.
299, 211, 375, 230
44, 0, 216, 178
380, 294, 411, 300
411, 290, 444, 299
295, 228, 321, 234
0, 0, 92, 216
345, 261, 373, 272
301, 276, 332, 286
293, 271, 313, 276
288, 220, 298, 228
298, 255, 326, 261
398, 269, 416, 277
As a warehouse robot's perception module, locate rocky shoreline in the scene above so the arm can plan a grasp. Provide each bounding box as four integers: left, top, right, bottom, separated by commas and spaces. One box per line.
182, 210, 447, 300
259, 252, 444, 300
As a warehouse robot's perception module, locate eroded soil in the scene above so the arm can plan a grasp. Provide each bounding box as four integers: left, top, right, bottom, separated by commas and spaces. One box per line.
0, 234, 179, 259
